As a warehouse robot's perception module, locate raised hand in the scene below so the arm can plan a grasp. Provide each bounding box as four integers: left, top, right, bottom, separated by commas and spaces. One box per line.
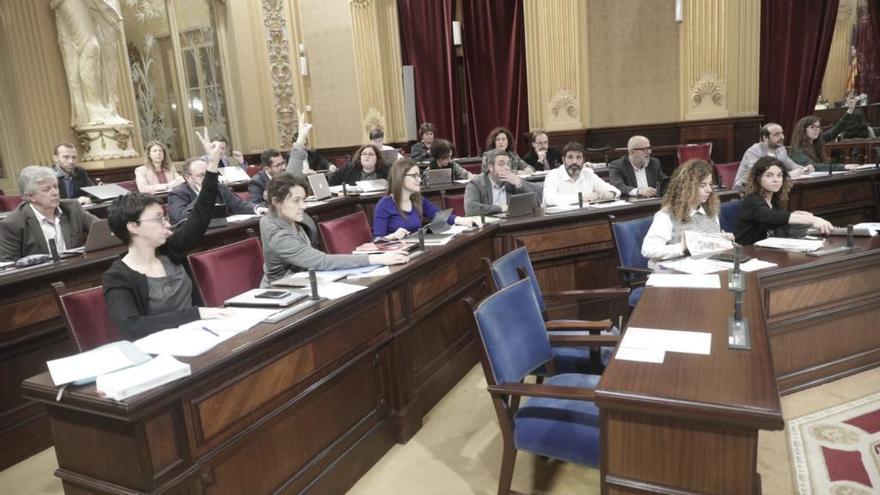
195, 127, 220, 171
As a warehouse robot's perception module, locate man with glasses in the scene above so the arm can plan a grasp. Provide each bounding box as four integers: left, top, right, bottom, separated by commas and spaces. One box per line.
733, 123, 812, 191
523, 130, 562, 171
0, 165, 98, 261
249, 148, 287, 204
168, 157, 264, 225
609, 135, 668, 198
464, 148, 542, 216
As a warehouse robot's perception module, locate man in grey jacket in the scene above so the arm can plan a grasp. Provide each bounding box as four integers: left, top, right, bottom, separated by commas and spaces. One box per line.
733, 123, 812, 190
464, 148, 543, 216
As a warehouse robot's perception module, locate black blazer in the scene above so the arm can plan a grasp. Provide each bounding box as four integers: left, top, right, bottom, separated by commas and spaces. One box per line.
56, 166, 94, 199
522, 147, 562, 171
734, 193, 793, 245
0, 199, 99, 261
329, 163, 389, 186
608, 156, 667, 196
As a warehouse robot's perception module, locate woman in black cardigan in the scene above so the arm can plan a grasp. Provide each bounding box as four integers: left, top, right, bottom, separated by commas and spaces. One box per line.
103, 130, 232, 340
734, 156, 833, 245
329, 144, 389, 186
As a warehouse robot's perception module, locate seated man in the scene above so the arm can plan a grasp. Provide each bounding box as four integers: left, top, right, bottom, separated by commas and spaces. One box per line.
733, 122, 811, 190
543, 141, 619, 206
464, 148, 543, 216
53, 142, 93, 205
206, 134, 247, 171
609, 135, 668, 198
522, 130, 562, 171
0, 165, 98, 261
249, 148, 287, 204
168, 157, 262, 224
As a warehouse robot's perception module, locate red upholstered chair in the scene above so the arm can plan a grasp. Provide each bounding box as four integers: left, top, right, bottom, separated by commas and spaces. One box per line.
0, 194, 23, 211
444, 194, 466, 216
117, 180, 137, 192
52, 282, 122, 353
188, 236, 264, 307
714, 161, 740, 189
676, 143, 713, 165
318, 210, 373, 254
245, 165, 261, 177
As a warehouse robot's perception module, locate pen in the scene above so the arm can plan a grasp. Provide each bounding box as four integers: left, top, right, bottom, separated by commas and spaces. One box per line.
202, 327, 219, 337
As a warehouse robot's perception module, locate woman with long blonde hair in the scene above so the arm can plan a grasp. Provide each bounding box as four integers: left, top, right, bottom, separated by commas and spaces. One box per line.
134, 140, 183, 193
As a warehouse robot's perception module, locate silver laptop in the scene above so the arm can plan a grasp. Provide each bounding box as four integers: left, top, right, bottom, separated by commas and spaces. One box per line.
380, 149, 399, 165
425, 168, 453, 187
63, 219, 123, 254
506, 192, 538, 217
218, 166, 250, 183
307, 173, 332, 200
80, 183, 131, 202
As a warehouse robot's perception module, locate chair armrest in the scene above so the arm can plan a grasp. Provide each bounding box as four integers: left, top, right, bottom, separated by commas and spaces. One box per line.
545, 319, 612, 331
618, 267, 652, 277
549, 334, 619, 347
487, 382, 596, 401
544, 288, 630, 302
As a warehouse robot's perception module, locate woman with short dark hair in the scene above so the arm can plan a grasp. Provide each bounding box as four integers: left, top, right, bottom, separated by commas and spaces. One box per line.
409, 122, 437, 161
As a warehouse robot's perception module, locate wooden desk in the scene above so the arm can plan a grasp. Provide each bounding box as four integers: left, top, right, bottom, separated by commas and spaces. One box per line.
787, 168, 880, 225
21, 228, 493, 494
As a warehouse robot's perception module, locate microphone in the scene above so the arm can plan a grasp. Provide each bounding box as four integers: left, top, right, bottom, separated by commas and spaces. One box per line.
828, 162, 833, 177
308, 270, 319, 299
733, 290, 742, 322
847, 224, 854, 248
48, 238, 60, 262
342, 183, 347, 196
418, 227, 426, 251
578, 191, 583, 209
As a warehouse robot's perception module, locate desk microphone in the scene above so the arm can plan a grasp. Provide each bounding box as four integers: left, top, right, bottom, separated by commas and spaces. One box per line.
728, 288, 751, 350
342, 183, 347, 196
417, 228, 426, 251
847, 224, 854, 248
308, 270, 319, 299
733, 289, 743, 322
48, 238, 60, 262
480, 214, 485, 226
577, 192, 583, 209
828, 163, 833, 177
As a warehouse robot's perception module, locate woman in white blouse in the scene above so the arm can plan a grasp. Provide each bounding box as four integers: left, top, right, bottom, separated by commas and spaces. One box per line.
641, 159, 732, 269
134, 140, 183, 193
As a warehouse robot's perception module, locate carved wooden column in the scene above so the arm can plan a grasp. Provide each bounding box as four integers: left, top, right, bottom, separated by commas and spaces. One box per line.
523, 0, 590, 132
261, 0, 298, 148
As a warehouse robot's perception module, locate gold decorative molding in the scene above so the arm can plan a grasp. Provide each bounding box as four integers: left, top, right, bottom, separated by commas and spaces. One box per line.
362, 108, 385, 133
689, 73, 725, 108
550, 88, 577, 118
261, 0, 296, 148
350, 0, 373, 8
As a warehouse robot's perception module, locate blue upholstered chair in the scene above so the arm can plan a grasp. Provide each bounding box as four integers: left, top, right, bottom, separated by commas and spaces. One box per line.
609, 214, 654, 309
468, 279, 607, 495
483, 246, 627, 374
719, 199, 741, 234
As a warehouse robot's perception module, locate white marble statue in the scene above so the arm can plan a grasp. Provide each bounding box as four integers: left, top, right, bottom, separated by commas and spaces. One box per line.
51, 0, 127, 127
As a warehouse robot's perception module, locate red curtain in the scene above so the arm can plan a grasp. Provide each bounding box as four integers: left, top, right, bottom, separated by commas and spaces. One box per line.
759, 0, 840, 135
460, 0, 529, 156
397, 0, 463, 152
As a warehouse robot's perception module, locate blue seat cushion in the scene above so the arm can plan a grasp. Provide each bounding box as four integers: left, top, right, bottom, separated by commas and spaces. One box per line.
629, 286, 644, 307
514, 373, 601, 467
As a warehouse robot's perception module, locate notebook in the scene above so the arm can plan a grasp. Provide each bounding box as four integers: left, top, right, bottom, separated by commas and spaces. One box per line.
81, 183, 131, 202
96, 354, 191, 401
506, 192, 538, 217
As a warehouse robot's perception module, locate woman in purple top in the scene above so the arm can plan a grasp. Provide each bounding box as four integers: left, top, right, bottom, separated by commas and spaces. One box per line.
373, 159, 475, 239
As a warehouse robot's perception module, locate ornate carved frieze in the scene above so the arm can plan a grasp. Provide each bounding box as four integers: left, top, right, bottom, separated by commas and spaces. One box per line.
362, 108, 385, 134
350, 0, 373, 9
689, 73, 726, 108
262, 0, 296, 148
550, 88, 577, 119
75, 123, 137, 161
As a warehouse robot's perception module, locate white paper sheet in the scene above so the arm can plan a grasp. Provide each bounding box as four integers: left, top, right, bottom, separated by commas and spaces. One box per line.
588, 199, 629, 209
314, 282, 369, 300
621, 327, 712, 355
854, 222, 880, 236
96, 354, 191, 401
754, 237, 824, 252
544, 204, 581, 214
615, 347, 666, 363
738, 259, 778, 272
346, 266, 391, 279
226, 214, 260, 223
134, 328, 225, 357
646, 273, 721, 289
658, 258, 729, 275
47, 344, 146, 386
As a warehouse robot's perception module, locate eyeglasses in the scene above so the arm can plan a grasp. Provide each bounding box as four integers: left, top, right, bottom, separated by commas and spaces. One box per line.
138, 216, 170, 225
808, 124, 822, 129
631, 147, 652, 152
404, 172, 422, 180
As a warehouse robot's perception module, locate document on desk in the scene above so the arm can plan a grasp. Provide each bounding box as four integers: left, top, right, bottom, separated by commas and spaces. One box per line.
615, 347, 666, 364
346, 266, 391, 279
134, 308, 275, 357
273, 265, 384, 285
646, 273, 721, 289
587, 199, 629, 209
226, 214, 260, 223
621, 327, 712, 355
658, 257, 729, 275
854, 222, 880, 236
47, 341, 152, 386
315, 282, 369, 300
754, 237, 824, 252
96, 354, 191, 401
544, 204, 581, 214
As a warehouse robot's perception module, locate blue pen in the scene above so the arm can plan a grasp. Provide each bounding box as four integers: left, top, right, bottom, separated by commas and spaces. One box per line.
202, 327, 219, 337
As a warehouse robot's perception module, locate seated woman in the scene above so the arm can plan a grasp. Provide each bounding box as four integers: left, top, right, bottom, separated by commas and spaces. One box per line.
790, 97, 860, 172
134, 140, 184, 193
373, 159, 476, 239
408, 122, 436, 161
480, 126, 532, 173
261, 174, 408, 286
424, 139, 472, 181
735, 156, 833, 245
642, 159, 731, 269
329, 144, 389, 186
104, 130, 231, 340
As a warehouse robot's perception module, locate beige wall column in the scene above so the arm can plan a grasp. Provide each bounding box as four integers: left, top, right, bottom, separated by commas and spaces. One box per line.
349, 0, 406, 143
523, 0, 589, 132
679, 0, 760, 120
821, 0, 858, 103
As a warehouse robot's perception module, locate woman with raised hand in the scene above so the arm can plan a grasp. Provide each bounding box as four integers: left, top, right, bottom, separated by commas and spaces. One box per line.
789, 96, 861, 172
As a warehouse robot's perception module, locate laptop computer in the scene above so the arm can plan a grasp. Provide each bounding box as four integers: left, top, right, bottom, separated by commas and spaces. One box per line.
424, 168, 453, 187
356, 179, 388, 193
426, 208, 453, 234
81, 183, 131, 202
506, 192, 538, 217
208, 203, 229, 228
380, 149, 399, 165
61, 219, 124, 255
218, 166, 250, 183
307, 173, 332, 201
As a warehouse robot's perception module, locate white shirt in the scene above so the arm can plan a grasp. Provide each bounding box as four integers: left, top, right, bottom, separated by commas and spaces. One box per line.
490, 178, 507, 208
629, 162, 650, 196
542, 165, 620, 206
641, 207, 719, 269
29, 203, 67, 253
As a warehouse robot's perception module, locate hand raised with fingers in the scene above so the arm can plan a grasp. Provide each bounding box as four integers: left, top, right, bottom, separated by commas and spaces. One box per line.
195, 127, 220, 171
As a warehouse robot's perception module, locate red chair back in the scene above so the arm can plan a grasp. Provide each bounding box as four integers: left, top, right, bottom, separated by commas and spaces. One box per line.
52, 282, 121, 352
0, 194, 23, 211
117, 180, 137, 192
245, 165, 261, 177
318, 210, 373, 254
714, 161, 740, 188
677, 143, 713, 165
188, 236, 264, 307
444, 194, 466, 216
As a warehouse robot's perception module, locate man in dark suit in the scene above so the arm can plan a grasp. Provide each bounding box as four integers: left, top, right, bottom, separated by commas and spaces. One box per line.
168, 157, 263, 225
53, 142, 94, 205
608, 135, 668, 198
522, 130, 562, 171
0, 165, 98, 261
464, 149, 543, 216
249, 148, 287, 204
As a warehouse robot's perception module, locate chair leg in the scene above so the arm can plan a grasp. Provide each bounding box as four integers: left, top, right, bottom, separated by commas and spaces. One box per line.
497, 443, 518, 495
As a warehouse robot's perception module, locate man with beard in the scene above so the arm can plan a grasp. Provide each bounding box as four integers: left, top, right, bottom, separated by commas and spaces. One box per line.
542, 142, 619, 206
733, 122, 812, 191
464, 148, 543, 216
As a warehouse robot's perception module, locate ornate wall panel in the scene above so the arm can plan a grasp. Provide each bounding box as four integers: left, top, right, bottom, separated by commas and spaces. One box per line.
261, 0, 297, 148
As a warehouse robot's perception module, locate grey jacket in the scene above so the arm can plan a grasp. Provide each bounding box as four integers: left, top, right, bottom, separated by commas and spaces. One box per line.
463, 173, 543, 216
734, 142, 803, 191
260, 212, 369, 286
0, 199, 99, 261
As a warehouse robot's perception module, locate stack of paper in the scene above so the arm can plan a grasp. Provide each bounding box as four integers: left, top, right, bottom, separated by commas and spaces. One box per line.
134, 308, 275, 357
658, 258, 729, 275
646, 273, 721, 289
852, 164, 877, 171
47, 341, 152, 387
271, 266, 384, 287
226, 214, 260, 223
313, 282, 369, 300
684, 231, 734, 257
588, 199, 629, 209
96, 354, 191, 401
854, 222, 880, 236
544, 204, 581, 215
754, 237, 824, 252
615, 327, 712, 364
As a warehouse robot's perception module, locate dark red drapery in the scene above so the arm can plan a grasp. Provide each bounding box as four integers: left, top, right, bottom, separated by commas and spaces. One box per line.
759, 0, 840, 135
460, 0, 529, 156
397, 0, 463, 152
